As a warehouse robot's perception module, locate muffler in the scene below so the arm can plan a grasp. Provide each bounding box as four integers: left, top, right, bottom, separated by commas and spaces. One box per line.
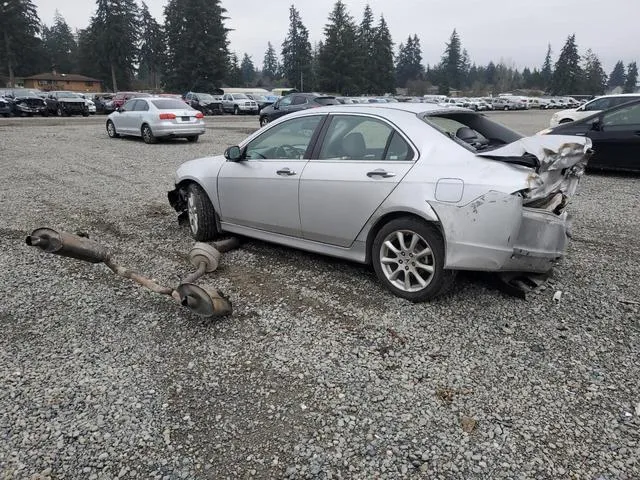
25, 228, 236, 318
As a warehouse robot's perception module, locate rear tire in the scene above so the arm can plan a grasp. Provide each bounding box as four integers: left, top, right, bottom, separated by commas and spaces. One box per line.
186, 135, 199, 143
186, 183, 219, 241
260, 116, 269, 127
141, 124, 157, 144
56, 107, 64, 117
559, 118, 573, 124
372, 218, 456, 302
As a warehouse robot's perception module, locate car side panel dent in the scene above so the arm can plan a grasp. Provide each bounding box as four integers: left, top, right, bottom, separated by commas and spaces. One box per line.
430, 192, 523, 270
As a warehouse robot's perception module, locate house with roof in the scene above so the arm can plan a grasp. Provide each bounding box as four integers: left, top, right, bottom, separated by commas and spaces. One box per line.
23, 71, 103, 93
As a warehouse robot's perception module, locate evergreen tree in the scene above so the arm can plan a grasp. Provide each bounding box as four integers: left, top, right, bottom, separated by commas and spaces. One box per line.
540, 44, 553, 91
226, 53, 241, 86
240, 54, 255, 86
485, 61, 497, 85
551, 34, 581, 94
607, 60, 626, 89
42, 11, 77, 73
396, 35, 423, 88
0, 0, 42, 85
281, 5, 312, 91
624, 61, 638, 93
581, 49, 607, 95
92, 0, 140, 92
138, 1, 165, 89
76, 25, 102, 82
317, 1, 360, 94
438, 29, 464, 94
357, 4, 376, 93
262, 42, 278, 80
164, 0, 229, 92
371, 15, 395, 94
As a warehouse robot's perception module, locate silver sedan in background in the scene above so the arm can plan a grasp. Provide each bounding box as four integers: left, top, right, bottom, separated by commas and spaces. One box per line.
106, 97, 205, 143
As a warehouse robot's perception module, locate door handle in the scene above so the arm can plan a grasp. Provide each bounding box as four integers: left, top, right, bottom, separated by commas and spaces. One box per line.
367, 169, 396, 178
276, 168, 297, 176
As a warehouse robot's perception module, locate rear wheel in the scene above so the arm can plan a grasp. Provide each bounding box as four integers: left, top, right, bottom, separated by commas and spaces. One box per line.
504, 106, 509, 111
56, 107, 64, 117
372, 218, 455, 302
141, 124, 157, 144
106, 120, 119, 138
186, 183, 219, 241
186, 135, 199, 143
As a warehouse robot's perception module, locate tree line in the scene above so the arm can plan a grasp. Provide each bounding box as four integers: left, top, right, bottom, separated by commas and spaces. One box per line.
1, 0, 637, 96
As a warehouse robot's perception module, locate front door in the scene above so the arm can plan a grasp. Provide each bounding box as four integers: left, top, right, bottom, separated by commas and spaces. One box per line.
217, 115, 325, 237
299, 114, 415, 247
588, 101, 640, 171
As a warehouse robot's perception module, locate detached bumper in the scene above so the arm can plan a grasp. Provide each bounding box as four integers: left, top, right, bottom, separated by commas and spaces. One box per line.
431, 192, 569, 273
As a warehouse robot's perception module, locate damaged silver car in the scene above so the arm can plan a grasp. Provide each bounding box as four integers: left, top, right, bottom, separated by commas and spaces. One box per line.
169, 104, 591, 301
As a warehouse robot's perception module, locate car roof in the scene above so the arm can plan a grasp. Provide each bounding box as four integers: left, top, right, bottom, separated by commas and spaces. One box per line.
293, 102, 468, 116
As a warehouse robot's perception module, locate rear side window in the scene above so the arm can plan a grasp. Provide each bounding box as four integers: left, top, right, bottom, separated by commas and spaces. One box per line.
151, 99, 192, 110
318, 115, 412, 161
315, 97, 339, 106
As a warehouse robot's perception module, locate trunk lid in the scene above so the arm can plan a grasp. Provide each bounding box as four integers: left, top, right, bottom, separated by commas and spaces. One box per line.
476, 135, 592, 207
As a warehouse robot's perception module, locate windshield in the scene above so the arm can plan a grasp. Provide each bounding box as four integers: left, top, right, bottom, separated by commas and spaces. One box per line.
250, 95, 266, 101
197, 93, 215, 101
151, 99, 194, 110
315, 97, 339, 106
233, 94, 249, 99
57, 92, 78, 98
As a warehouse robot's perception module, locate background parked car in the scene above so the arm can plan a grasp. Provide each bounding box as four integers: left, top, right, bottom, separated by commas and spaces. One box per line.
111, 92, 151, 111
246, 93, 275, 113
221, 93, 259, 115
0, 95, 12, 116
45, 91, 89, 116
92, 93, 114, 114
542, 98, 640, 172
258, 93, 339, 126
106, 97, 205, 144
549, 93, 640, 126
184, 92, 223, 115
0, 88, 48, 116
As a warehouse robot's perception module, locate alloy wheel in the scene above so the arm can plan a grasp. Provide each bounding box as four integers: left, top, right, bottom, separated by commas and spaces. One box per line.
188, 193, 198, 235
379, 230, 435, 292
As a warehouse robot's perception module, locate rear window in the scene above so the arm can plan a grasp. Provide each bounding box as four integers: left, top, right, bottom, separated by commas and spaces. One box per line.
315, 97, 339, 106
151, 99, 192, 110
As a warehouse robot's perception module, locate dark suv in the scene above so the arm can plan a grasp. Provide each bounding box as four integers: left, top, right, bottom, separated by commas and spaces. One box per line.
45, 91, 89, 116
184, 92, 223, 115
0, 88, 48, 117
258, 93, 340, 126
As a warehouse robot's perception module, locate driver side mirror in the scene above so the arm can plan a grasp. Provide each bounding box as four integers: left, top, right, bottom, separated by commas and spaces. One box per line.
590, 119, 602, 131
117, 107, 123, 113
273, 103, 279, 110
224, 146, 243, 161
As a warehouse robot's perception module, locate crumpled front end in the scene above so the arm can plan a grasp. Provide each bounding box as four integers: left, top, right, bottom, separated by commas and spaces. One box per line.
433, 135, 591, 273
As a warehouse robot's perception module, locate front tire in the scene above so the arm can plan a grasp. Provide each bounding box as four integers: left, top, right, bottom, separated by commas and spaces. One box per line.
559, 118, 573, 124
372, 218, 455, 302
56, 107, 64, 117
259, 116, 269, 127
106, 120, 119, 138
186, 135, 199, 143
141, 124, 157, 144
186, 183, 219, 241
233, 105, 239, 115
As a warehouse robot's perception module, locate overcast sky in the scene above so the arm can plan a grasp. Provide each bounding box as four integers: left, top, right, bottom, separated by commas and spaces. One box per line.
33, 0, 638, 73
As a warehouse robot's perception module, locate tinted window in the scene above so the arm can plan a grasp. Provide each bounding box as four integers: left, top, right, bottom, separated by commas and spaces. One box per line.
315, 97, 339, 106
151, 99, 191, 110
133, 100, 149, 111
584, 98, 612, 111
121, 99, 136, 111
244, 116, 323, 160
318, 115, 410, 161
279, 96, 293, 107
611, 96, 640, 107
602, 103, 640, 127
292, 96, 307, 105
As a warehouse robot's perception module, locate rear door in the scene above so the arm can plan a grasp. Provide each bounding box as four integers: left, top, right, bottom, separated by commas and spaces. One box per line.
588, 102, 640, 171
299, 114, 416, 247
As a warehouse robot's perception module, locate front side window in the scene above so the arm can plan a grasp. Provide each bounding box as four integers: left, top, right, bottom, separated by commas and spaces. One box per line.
584, 98, 611, 111
602, 103, 640, 127
292, 96, 307, 105
279, 96, 293, 108
318, 115, 412, 161
133, 100, 149, 111
121, 99, 136, 111
244, 116, 323, 160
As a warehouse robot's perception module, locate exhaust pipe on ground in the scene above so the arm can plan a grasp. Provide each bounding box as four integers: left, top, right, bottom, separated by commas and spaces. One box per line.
25, 228, 236, 318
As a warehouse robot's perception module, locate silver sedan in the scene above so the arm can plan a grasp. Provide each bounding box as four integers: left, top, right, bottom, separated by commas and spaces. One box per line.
169, 104, 591, 301
106, 97, 205, 143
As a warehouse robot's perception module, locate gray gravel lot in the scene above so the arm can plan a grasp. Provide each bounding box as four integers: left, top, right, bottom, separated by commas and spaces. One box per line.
0, 111, 639, 479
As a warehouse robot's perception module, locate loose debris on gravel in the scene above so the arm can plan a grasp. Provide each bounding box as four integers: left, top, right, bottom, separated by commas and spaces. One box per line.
0, 117, 639, 479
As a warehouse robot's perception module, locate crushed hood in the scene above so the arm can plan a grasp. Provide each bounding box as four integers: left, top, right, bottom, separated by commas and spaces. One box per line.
477, 135, 592, 205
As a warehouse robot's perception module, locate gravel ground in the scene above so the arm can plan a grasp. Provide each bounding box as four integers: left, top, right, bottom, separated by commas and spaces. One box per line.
0, 113, 639, 479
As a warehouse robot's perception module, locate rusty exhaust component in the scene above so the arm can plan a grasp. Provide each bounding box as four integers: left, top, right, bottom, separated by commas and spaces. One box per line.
26, 228, 110, 263
25, 228, 236, 318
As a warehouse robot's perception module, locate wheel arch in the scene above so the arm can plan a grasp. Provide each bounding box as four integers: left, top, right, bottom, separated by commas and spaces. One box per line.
364, 210, 446, 264
169, 178, 223, 232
